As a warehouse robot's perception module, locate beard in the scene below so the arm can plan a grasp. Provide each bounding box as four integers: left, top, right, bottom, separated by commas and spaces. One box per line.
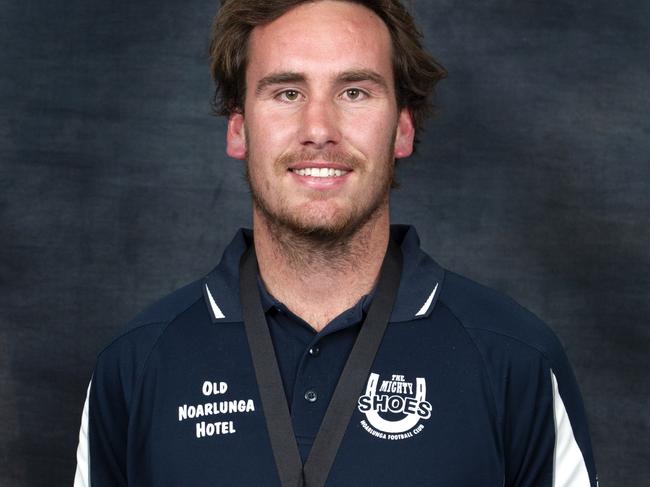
245, 145, 395, 245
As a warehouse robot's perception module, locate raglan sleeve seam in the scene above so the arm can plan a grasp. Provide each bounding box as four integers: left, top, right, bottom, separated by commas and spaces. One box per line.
95, 293, 205, 411
94, 320, 171, 414
126, 295, 205, 411
437, 301, 503, 425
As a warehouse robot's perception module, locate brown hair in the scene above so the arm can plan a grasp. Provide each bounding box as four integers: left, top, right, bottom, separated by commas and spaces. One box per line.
209, 0, 447, 137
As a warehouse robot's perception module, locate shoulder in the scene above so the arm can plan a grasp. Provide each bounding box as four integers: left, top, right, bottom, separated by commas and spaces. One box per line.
93, 279, 207, 386
437, 270, 567, 368
90, 229, 250, 391
433, 273, 597, 484
127, 278, 206, 331
436, 270, 585, 432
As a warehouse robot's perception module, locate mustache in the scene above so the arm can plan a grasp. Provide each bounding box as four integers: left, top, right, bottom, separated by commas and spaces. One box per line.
276, 149, 362, 169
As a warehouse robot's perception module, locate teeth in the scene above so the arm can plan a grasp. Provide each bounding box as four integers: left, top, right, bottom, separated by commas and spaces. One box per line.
293, 168, 348, 178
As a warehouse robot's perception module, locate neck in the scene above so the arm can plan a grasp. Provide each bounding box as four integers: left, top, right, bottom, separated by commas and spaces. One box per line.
253, 208, 390, 332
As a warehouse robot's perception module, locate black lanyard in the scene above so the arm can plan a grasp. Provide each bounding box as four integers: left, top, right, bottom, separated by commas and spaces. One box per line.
239, 238, 402, 487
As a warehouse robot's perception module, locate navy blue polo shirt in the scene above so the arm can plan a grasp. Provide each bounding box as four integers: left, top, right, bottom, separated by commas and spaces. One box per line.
74, 225, 598, 487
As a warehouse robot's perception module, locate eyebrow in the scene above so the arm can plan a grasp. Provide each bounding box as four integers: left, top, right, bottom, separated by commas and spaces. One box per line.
254, 69, 389, 95
255, 72, 306, 95
337, 69, 389, 91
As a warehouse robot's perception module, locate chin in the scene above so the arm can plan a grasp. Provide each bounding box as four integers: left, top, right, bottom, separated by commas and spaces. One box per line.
283, 213, 355, 241
253, 191, 386, 244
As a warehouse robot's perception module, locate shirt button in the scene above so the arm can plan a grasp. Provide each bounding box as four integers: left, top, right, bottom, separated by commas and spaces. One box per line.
304, 390, 318, 403
308, 346, 320, 357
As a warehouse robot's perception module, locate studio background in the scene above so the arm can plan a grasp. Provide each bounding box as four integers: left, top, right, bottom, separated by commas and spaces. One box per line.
1, 0, 648, 485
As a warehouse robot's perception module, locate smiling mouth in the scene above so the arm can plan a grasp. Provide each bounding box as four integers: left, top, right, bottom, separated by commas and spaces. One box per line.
289, 167, 350, 178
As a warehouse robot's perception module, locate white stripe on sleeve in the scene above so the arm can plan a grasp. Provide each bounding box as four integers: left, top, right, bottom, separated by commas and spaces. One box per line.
73, 381, 91, 487
551, 371, 590, 486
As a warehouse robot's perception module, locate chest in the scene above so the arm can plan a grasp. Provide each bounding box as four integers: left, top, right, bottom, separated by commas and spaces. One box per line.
126, 320, 504, 486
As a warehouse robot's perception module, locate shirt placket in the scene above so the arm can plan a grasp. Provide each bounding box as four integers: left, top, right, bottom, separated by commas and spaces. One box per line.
266, 301, 367, 462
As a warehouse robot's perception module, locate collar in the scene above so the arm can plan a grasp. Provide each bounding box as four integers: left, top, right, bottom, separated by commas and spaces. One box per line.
257, 275, 377, 317
257, 271, 375, 335
202, 225, 445, 324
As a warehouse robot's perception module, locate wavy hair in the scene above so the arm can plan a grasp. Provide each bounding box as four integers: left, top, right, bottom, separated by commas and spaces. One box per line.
209, 0, 447, 138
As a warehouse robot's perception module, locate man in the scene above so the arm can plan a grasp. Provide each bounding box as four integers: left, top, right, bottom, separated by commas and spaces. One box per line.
74, 1, 598, 485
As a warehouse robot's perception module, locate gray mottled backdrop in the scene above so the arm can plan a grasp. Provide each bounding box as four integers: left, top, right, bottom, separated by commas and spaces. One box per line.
1, 0, 648, 485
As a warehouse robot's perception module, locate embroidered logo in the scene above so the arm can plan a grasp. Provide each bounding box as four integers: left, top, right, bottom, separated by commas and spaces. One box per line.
357, 373, 432, 440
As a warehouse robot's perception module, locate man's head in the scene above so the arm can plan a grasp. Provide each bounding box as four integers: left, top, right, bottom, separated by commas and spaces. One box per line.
210, 0, 446, 138
208, 0, 446, 242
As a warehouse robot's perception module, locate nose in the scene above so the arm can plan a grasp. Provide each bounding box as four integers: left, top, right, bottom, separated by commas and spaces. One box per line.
298, 96, 341, 149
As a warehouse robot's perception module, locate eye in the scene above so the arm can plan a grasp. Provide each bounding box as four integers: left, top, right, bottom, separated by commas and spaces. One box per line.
342, 88, 367, 101
277, 89, 301, 102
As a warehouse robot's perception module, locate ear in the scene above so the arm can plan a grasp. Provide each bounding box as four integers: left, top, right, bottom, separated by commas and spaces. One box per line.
393, 108, 415, 159
226, 112, 247, 160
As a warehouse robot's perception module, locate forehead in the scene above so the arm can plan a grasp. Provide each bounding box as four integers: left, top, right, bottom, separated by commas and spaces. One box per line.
246, 1, 393, 84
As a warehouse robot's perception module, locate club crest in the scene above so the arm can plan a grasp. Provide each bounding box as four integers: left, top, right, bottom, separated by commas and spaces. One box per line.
357, 372, 432, 440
